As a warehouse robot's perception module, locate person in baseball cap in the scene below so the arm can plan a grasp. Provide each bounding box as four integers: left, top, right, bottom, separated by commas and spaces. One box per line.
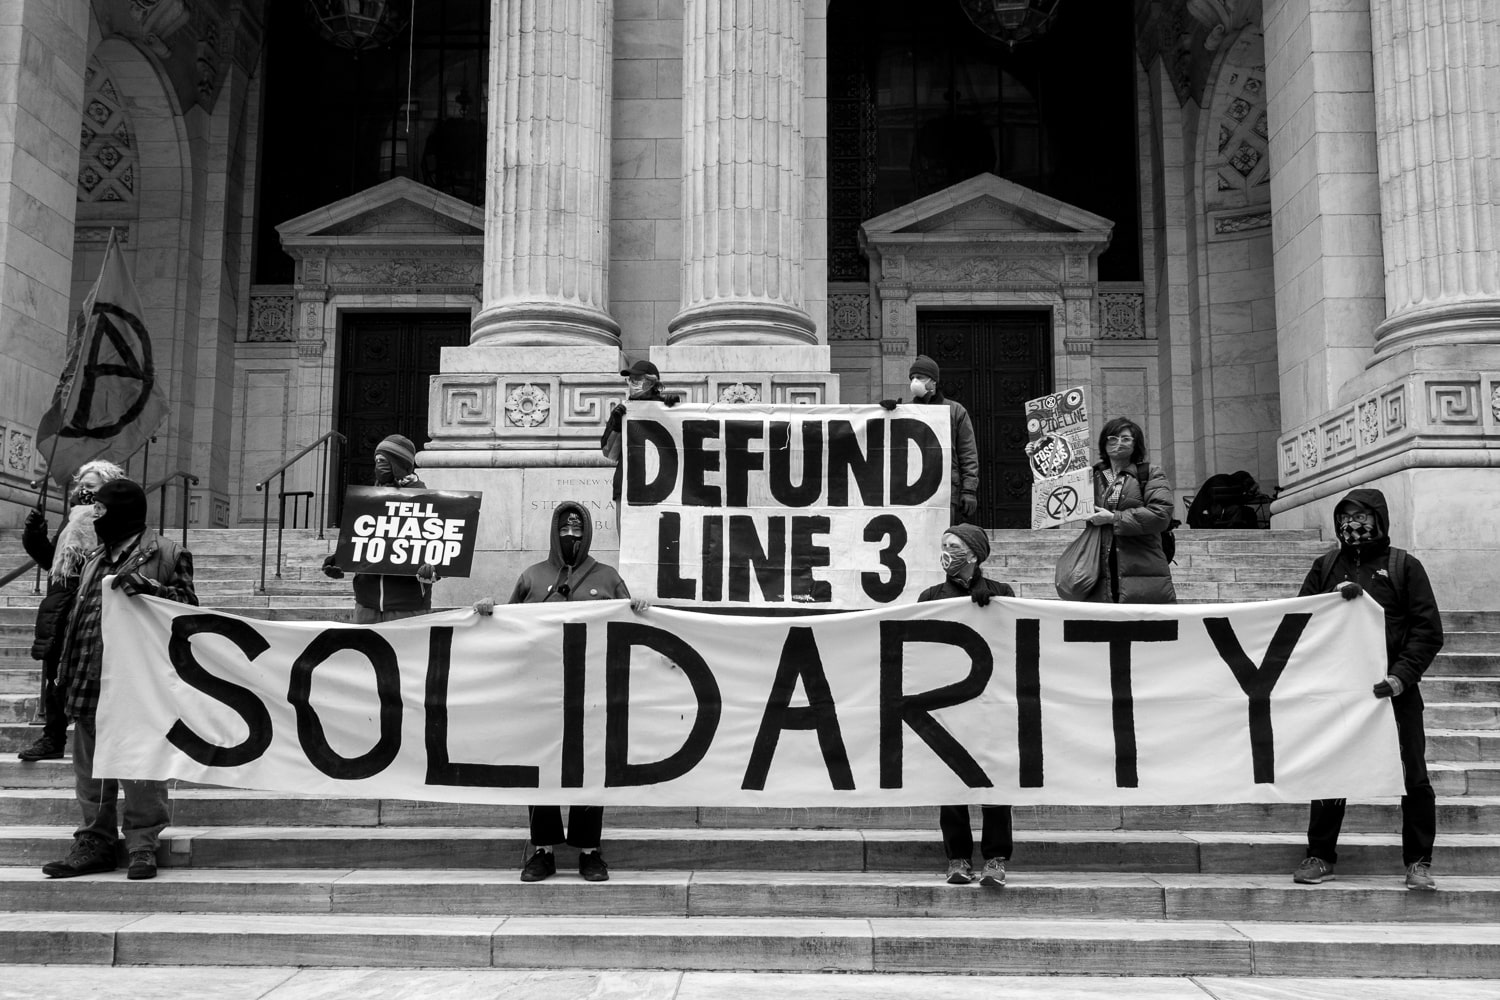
603, 360, 677, 504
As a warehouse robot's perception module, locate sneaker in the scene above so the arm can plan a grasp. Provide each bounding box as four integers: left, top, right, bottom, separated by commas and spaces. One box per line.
41, 838, 117, 879
945, 858, 974, 885
520, 848, 556, 882
17, 735, 64, 762
578, 850, 610, 882
127, 849, 157, 881
1405, 861, 1435, 891
1292, 857, 1335, 884
979, 858, 1007, 887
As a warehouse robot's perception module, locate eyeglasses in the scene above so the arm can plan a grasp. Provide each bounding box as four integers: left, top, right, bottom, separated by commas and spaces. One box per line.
1105, 435, 1135, 445
1337, 512, 1374, 525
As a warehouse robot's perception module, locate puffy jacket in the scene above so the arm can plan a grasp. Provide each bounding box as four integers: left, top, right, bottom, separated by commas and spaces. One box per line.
1082, 461, 1177, 604
22, 521, 74, 661
918, 570, 1014, 603
509, 499, 630, 603
1297, 487, 1444, 690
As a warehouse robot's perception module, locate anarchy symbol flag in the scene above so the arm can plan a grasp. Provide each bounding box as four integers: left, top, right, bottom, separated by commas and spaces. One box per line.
35, 229, 167, 487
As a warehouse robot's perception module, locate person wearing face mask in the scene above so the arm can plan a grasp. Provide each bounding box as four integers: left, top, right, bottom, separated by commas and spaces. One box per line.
880, 355, 980, 524
474, 500, 638, 882
16, 460, 127, 762
1079, 417, 1176, 604
1292, 488, 1444, 892
916, 523, 1016, 887
601, 359, 678, 510
41, 478, 198, 881
322, 434, 437, 622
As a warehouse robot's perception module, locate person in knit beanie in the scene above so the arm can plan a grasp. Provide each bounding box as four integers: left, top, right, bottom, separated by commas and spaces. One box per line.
916, 522, 1015, 888
323, 433, 435, 621
880, 355, 980, 524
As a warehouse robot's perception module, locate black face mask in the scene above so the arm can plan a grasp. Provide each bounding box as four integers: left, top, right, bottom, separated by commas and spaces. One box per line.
559, 536, 580, 564
94, 507, 143, 547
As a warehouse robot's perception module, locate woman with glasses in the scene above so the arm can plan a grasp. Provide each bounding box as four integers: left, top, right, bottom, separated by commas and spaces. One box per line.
1078, 417, 1177, 604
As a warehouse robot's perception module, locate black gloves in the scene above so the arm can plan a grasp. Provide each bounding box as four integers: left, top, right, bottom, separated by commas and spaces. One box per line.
112, 571, 158, 597
609, 402, 626, 420
23, 509, 46, 536
959, 493, 978, 518
878, 399, 898, 411
1338, 582, 1364, 600
662, 395, 678, 407
1373, 674, 1406, 699
322, 553, 344, 579
971, 589, 991, 607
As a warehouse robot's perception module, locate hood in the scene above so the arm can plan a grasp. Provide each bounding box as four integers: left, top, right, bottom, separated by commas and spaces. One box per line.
548, 499, 595, 568
1333, 488, 1390, 537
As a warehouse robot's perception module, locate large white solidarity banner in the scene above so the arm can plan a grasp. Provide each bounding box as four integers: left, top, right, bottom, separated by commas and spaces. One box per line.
618, 403, 952, 608
97, 588, 1404, 806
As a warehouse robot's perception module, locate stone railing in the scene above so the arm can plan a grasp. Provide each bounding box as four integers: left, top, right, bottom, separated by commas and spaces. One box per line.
1275, 370, 1500, 496
244, 285, 295, 342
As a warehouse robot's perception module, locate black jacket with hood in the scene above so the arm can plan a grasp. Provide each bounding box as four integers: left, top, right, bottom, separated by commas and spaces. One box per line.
508, 500, 631, 603
1297, 487, 1444, 690
350, 472, 433, 613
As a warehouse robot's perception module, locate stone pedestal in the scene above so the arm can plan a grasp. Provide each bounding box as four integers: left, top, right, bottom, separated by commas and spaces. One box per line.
668, 0, 816, 346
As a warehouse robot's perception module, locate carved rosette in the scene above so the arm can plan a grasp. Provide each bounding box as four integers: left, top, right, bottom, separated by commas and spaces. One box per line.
505, 384, 552, 429
719, 383, 761, 404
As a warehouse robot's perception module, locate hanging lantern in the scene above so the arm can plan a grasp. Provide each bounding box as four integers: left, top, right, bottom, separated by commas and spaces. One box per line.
306, 0, 410, 53
957, 0, 1063, 49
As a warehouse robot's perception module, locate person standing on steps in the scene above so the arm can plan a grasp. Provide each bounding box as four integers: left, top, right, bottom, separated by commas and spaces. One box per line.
40, 478, 198, 881
918, 523, 1016, 888
880, 355, 980, 525
16, 460, 126, 763
473, 500, 648, 884
1079, 417, 1176, 604
321, 433, 437, 622
601, 359, 678, 517
1291, 487, 1444, 892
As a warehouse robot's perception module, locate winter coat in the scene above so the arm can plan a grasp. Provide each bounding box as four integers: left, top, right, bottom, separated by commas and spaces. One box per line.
21, 521, 75, 661
509, 499, 631, 604
350, 473, 433, 613
925, 391, 979, 510
1082, 461, 1176, 604
1297, 487, 1444, 691
917, 570, 1014, 604
602, 388, 674, 502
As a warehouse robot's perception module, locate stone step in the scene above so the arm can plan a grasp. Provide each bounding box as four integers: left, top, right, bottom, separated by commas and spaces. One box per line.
4, 789, 1500, 834
0, 671, 36, 695
2, 867, 1496, 924
4, 827, 1499, 874
1430, 729, 1500, 762
1424, 678, 1500, 701
1428, 703, 1500, 730
0, 910, 1495, 976
1431, 653, 1500, 677
1445, 633, 1500, 655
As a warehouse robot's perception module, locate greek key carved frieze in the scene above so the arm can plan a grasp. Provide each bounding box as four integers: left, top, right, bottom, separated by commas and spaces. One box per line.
1427, 382, 1480, 424
442, 384, 496, 426
563, 387, 622, 427
1320, 412, 1356, 459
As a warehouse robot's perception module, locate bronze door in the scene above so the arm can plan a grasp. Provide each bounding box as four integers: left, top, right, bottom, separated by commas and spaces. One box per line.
918, 310, 1053, 529
335, 312, 468, 519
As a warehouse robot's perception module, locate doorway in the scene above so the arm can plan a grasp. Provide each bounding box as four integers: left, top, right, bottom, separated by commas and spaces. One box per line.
918, 309, 1053, 529
334, 312, 469, 520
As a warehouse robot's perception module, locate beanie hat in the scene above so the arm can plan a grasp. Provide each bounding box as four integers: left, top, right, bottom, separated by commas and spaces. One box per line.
908, 355, 941, 383
376, 434, 417, 474
946, 523, 989, 563
93, 479, 148, 546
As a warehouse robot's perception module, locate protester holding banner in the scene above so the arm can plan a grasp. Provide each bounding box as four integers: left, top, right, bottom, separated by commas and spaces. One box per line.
602, 360, 677, 507
477, 500, 634, 882
42, 479, 197, 881
918, 523, 1017, 886
323, 434, 437, 622
881, 355, 979, 524
1293, 488, 1444, 891
16, 460, 127, 763
1079, 417, 1176, 604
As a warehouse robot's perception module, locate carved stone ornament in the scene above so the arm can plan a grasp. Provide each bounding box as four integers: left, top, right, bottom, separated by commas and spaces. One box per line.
719, 383, 761, 404
328, 257, 481, 287
906, 256, 1059, 285
1300, 433, 1318, 470
505, 384, 552, 428
248, 295, 295, 342
1492, 384, 1500, 422
1359, 399, 1380, 445
6, 429, 32, 473
1098, 292, 1146, 339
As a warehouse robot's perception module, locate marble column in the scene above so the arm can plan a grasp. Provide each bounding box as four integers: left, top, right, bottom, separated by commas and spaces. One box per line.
1369, 0, 1500, 355
668, 0, 817, 345
0, 0, 88, 512
470, 0, 619, 346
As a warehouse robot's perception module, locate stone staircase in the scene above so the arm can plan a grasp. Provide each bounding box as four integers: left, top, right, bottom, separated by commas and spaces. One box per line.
0, 527, 1497, 979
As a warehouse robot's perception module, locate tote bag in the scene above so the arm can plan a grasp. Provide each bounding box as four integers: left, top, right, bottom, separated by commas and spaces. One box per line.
1054, 522, 1106, 601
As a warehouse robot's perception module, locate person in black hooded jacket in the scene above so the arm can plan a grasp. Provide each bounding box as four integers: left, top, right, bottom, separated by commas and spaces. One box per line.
475, 499, 637, 884
1291, 487, 1444, 891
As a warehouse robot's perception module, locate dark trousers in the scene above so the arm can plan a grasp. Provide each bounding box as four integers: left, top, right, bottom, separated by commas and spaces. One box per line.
72, 719, 170, 854
39, 648, 67, 746
529, 805, 604, 849
1307, 688, 1435, 866
940, 804, 1013, 861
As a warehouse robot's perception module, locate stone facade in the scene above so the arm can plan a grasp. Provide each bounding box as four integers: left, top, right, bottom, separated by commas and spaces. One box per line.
0, 0, 1493, 607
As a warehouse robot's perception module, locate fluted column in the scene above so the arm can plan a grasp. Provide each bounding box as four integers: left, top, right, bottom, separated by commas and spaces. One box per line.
1370, 0, 1500, 355
668, 0, 817, 345
471, 0, 618, 346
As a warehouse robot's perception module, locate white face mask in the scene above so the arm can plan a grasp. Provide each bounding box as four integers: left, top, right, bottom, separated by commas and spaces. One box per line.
910, 378, 928, 397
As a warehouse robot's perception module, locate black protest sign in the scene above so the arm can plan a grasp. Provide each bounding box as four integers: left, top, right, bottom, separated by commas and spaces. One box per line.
335, 487, 483, 577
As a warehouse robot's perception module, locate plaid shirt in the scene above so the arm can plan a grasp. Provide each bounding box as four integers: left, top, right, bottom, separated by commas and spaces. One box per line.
58, 528, 197, 722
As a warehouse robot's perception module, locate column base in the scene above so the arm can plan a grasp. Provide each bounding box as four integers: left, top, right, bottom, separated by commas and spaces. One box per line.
1374, 299, 1500, 359
471, 302, 621, 347
667, 301, 818, 346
